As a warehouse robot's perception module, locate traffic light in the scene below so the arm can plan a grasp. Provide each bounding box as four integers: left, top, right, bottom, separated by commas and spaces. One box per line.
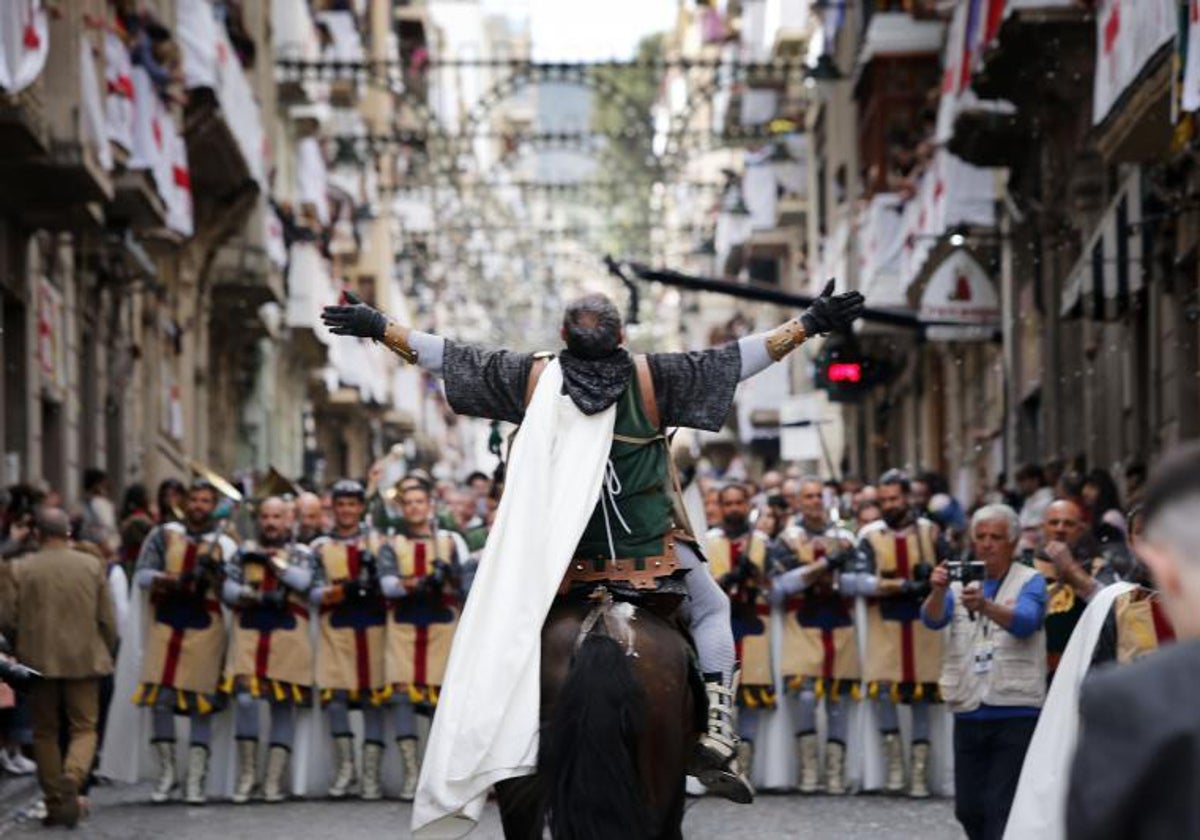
812, 334, 886, 401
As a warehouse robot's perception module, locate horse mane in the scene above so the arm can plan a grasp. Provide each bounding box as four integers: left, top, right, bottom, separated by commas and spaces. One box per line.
541, 632, 651, 840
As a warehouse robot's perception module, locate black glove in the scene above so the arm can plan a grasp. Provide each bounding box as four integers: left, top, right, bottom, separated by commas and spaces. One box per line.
799, 279, 865, 337
899, 578, 931, 599
420, 561, 450, 596
826, 549, 855, 574
321, 290, 387, 340
260, 589, 287, 610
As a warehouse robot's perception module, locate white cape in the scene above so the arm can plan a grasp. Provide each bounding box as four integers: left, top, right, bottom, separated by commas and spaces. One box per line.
413, 359, 616, 838
1003, 582, 1136, 840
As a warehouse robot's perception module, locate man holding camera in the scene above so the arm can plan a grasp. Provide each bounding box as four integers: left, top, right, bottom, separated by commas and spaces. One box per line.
3, 508, 116, 827
222, 496, 315, 803
310, 479, 388, 799
377, 479, 466, 801
922, 504, 1047, 840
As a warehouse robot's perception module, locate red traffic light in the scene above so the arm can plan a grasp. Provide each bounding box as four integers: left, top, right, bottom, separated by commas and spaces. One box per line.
827, 362, 863, 383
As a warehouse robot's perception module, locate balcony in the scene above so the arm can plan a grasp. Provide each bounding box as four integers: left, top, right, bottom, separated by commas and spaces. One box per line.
765, 0, 810, 59
273, 0, 323, 105
286, 240, 335, 366
316, 11, 365, 108
0, 87, 48, 160
0, 11, 114, 228
179, 0, 264, 230
210, 201, 284, 314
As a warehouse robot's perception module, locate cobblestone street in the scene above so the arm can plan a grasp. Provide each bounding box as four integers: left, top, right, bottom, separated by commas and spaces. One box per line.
1, 783, 962, 839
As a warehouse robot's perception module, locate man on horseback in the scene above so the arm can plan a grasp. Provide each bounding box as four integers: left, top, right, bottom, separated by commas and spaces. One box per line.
321, 282, 862, 829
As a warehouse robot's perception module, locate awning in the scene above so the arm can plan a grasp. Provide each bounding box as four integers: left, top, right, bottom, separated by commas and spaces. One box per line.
178, 0, 265, 185
285, 241, 335, 339
1059, 168, 1144, 319
0, 0, 48, 94
858, 11, 944, 67
914, 248, 1000, 342
1092, 0, 1176, 126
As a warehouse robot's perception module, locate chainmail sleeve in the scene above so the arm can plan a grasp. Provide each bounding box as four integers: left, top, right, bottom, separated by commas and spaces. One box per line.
646, 342, 742, 431
442, 339, 536, 424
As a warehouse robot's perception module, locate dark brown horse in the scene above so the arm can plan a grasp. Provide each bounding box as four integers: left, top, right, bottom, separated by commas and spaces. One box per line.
495, 593, 698, 840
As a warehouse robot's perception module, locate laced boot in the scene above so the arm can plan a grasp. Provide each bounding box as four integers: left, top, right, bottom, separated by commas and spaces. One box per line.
263, 746, 290, 803
797, 733, 820, 794
360, 742, 384, 801
232, 740, 258, 804
328, 736, 357, 799
908, 741, 930, 799
883, 732, 906, 794
398, 738, 419, 802
689, 671, 754, 804
150, 741, 176, 804
825, 741, 847, 795
183, 745, 209, 805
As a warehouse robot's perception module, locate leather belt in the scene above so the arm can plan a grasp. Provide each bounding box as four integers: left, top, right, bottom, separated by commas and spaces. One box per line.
559, 531, 683, 594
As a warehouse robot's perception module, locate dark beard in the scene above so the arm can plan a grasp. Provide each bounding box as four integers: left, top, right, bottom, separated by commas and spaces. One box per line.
883, 508, 910, 529
723, 516, 749, 535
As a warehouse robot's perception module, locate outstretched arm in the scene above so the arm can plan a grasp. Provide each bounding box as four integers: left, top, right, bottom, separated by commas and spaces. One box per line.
321, 292, 446, 375
321, 293, 533, 423
651, 280, 864, 430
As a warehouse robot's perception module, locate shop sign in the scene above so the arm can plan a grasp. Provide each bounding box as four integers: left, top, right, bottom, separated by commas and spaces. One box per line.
919, 249, 999, 342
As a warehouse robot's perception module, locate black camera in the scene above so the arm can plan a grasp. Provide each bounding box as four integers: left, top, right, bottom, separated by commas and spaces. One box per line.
947, 558, 985, 586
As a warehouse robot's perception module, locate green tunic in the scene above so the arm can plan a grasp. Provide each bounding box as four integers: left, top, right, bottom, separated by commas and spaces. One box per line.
573, 375, 673, 560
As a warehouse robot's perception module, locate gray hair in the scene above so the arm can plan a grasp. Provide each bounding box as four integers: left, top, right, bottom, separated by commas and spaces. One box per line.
562, 293, 623, 359
34, 506, 71, 538
970, 504, 1020, 542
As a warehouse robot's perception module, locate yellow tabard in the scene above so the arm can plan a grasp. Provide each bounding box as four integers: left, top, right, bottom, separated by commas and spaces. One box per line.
706, 531, 773, 696
384, 533, 459, 698
779, 533, 860, 688
1114, 589, 1175, 665
224, 548, 314, 690
862, 522, 943, 689
315, 538, 386, 695
140, 527, 229, 695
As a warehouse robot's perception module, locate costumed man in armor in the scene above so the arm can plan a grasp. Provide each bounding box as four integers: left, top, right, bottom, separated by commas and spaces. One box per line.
320, 282, 863, 823
842, 470, 944, 798
378, 480, 467, 801
295, 492, 326, 545
309, 480, 388, 800
221, 497, 314, 803
705, 484, 773, 779
769, 477, 858, 794
131, 478, 237, 804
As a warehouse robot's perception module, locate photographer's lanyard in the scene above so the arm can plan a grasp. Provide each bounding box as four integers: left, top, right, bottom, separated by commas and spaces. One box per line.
973, 564, 1013, 675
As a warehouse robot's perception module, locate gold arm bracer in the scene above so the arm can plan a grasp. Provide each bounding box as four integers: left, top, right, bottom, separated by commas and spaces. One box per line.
765, 319, 808, 361
381, 321, 418, 364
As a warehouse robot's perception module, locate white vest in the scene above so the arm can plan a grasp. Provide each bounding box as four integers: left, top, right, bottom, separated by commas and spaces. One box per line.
939, 562, 1046, 714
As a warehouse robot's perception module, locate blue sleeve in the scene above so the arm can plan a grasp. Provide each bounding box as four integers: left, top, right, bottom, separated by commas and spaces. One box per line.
1006, 574, 1047, 639
921, 588, 954, 630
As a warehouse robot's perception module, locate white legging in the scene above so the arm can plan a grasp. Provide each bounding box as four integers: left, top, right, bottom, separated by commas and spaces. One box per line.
678, 542, 736, 684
